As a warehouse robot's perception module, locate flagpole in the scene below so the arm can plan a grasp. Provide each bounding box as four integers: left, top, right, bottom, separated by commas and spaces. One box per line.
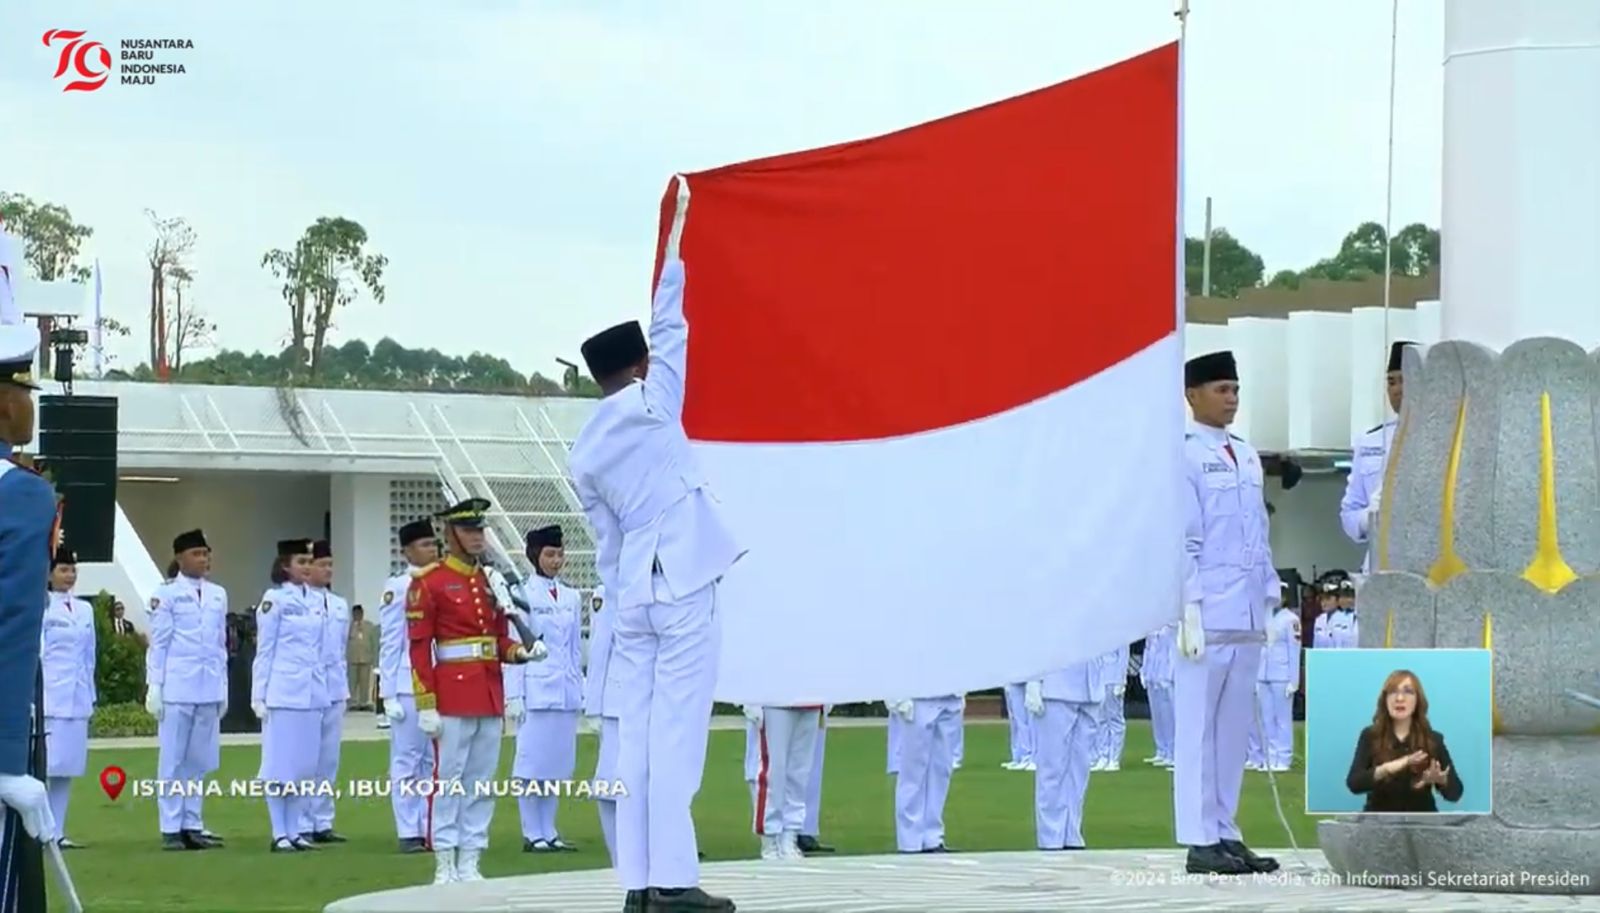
92, 259, 104, 377
1381, 0, 1399, 351
1175, 0, 1188, 342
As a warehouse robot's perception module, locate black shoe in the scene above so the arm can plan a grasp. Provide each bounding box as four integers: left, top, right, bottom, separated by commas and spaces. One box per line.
697, 851, 706, 861
57, 838, 85, 850
644, 886, 735, 911
269, 837, 297, 854
310, 829, 347, 844
197, 829, 225, 844
290, 836, 318, 851
183, 830, 222, 849
921, 844, 951, 853
398, 837, 429, 854
1220, 839, 1279, 873
1185, 843, 1250, 875
524, 838, 558, 853
795, 835, 834, 854
549, 835, 578, 851
161, 832, 189, 851
623, 889, 648, 912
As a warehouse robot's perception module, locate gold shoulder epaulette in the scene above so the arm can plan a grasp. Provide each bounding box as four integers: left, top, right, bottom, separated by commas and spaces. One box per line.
412, 562, 440, 578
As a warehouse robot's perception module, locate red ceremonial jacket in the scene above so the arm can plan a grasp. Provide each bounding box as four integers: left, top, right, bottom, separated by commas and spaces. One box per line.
406, 554, 519, 717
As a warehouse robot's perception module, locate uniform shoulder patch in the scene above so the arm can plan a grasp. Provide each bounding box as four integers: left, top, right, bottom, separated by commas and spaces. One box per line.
381, 590, 395, 606
259, 600, 273, 613
149, 596, 161, 611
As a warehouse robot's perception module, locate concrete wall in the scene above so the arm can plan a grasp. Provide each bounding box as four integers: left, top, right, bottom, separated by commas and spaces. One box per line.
118, 470, 331, 612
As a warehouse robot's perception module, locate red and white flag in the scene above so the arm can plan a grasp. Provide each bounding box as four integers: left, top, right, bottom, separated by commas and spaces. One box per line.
659, 44, 1184, 704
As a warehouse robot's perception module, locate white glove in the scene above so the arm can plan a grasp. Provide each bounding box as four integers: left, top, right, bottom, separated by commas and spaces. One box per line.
504, 697, 524, 727
0, 775, 55, 841
384, 699, 406, 723
579, 714, 601, 735
1112, 683, 1125, 698
252, 701, 268, 722
1178, 603, 1206, 659
1286, 681, 1298, 697
146, 684, 164, 722
418, 708, 443, 738
525, 639, 548, 662
1024, 681, 1044, 717
742, 705, 763, 726
889, 699, 915, 721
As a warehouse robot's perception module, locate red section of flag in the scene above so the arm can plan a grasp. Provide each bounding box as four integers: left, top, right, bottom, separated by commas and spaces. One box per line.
658, 43, 1179, 444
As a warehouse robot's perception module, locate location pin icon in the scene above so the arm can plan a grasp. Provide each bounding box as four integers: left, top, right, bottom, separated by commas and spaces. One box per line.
99, 765, 126, 801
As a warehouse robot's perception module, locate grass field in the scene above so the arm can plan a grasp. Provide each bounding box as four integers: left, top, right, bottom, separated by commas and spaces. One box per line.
55, 720, 1319, 912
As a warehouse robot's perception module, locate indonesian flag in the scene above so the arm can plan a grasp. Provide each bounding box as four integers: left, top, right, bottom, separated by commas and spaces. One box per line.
659, 44, 1184, 705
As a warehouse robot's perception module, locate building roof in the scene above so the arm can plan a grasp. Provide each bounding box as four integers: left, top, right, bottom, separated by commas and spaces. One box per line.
1186, 272, 1440, 325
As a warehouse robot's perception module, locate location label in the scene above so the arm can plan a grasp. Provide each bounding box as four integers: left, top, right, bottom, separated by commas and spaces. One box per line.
100, 765, 126, 801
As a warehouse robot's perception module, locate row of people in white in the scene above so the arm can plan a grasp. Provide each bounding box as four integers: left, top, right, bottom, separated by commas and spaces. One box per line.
1247, 602, 1301, 772
250, 538, 351, 853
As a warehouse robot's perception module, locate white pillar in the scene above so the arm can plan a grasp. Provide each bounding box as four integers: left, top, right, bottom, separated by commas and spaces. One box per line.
330, 474, 393, 610
1442, 0, 1600, 350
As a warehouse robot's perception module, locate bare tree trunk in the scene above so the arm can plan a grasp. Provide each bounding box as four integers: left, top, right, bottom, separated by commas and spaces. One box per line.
155, 278, 168, 378
171, 282, 185, 372
148, 267, 160, 367
309, 294, 331, 378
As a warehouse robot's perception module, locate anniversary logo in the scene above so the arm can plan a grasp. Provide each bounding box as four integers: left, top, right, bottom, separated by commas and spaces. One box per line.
42, 29, 195, 92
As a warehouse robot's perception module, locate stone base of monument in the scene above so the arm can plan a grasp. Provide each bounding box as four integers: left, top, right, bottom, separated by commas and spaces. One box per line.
322, 850, 1600, 912
1320, 817, 1600, 895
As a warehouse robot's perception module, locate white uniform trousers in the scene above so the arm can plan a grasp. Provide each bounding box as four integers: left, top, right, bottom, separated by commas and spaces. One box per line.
1246, 697, 1266, 767
302, 700, 345, 834
1034, 700, 1098, 849
1004, 684, 1036, 764
1173, 640, 1262, 846
157, 701, 222, 835
1256, 681, 1293, 768
259, 707, 321, 841
515, 708, 580, 842
951, 707, 964, 769
1096, 690, 1126, 764
44, 717, 88, 837
432, 715, 501, 851
1147, 684, 1175, 762
749, 708, 819, 837
894, 696, 961, 852
611, 578, 722, 891
803, 718, 825, 837
593, 716, 620, 868
386, 695, 434, 841
885, 713, 903, 775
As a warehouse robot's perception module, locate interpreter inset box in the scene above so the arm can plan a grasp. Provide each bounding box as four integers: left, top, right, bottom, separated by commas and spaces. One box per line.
1303, 648, 1492, 816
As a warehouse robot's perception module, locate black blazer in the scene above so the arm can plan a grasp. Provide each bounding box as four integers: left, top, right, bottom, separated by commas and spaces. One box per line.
1346, 726, 1465, 812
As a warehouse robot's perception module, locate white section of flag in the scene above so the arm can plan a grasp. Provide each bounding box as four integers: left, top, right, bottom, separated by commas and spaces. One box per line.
699, 334, 1186, 705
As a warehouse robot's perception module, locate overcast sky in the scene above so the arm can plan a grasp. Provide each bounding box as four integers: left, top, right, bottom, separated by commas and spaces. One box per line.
0, 0, 1444, 377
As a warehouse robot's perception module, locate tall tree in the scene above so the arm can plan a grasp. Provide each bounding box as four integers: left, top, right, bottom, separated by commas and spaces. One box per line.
0, 192, 94, 282
1277, 221, 1441, 288
165, 265, 214, 372
1184, 228, 1265, 298
262, 217, 387, 377
144, 210, 196, 375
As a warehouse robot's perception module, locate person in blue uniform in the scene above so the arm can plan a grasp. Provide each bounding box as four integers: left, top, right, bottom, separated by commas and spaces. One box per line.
0, 321, 59, 913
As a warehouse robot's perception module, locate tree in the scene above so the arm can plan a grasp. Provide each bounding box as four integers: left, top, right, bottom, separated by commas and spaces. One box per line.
144, 210, 196, 374
262, 217, 387, 378
0, 192, 94, 282
1184, 228, 1265, 298
1273, 221, 1441, 288
165, 265, 214, 372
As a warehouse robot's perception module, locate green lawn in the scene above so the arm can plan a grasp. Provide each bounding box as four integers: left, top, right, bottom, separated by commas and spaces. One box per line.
56, 721, 1318, 912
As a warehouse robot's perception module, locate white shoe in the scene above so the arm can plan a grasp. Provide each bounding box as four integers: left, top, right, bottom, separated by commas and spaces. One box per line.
456, 848, 484, 882
1019, 760, 1036, 772
432, 849, 458, 885
1269, 764, 1291, 772
1089, 759, 1108, 772
1103, 761, 1120, 772
760, 835, 783, 860
1001, 761, 1020, 770
778, 832, 804, 861
1245, 761, 1262, 771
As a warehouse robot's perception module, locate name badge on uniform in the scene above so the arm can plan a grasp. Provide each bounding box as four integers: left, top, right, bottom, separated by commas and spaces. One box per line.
1203, 462, 1231, 474
1360, 446, 1386, 457
46, 618, 71, 629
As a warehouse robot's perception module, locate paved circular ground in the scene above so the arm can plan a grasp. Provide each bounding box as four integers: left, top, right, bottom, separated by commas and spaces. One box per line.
323, 849, 1600, 912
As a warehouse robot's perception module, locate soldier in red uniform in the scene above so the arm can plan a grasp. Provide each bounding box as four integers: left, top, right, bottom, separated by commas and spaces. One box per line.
407, 497, 537, 885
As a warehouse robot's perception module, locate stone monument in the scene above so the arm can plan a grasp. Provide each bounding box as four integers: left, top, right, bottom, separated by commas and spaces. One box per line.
1318, 0, 1600, 894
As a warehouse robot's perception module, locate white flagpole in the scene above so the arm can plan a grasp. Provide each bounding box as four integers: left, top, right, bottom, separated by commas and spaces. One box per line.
1175, 0, 1188, 348
92, 258, 104, 377
1381, 0, 1399, 350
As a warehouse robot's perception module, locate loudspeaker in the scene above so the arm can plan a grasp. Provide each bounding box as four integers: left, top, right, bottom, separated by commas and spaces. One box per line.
37, 395, 118, 563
